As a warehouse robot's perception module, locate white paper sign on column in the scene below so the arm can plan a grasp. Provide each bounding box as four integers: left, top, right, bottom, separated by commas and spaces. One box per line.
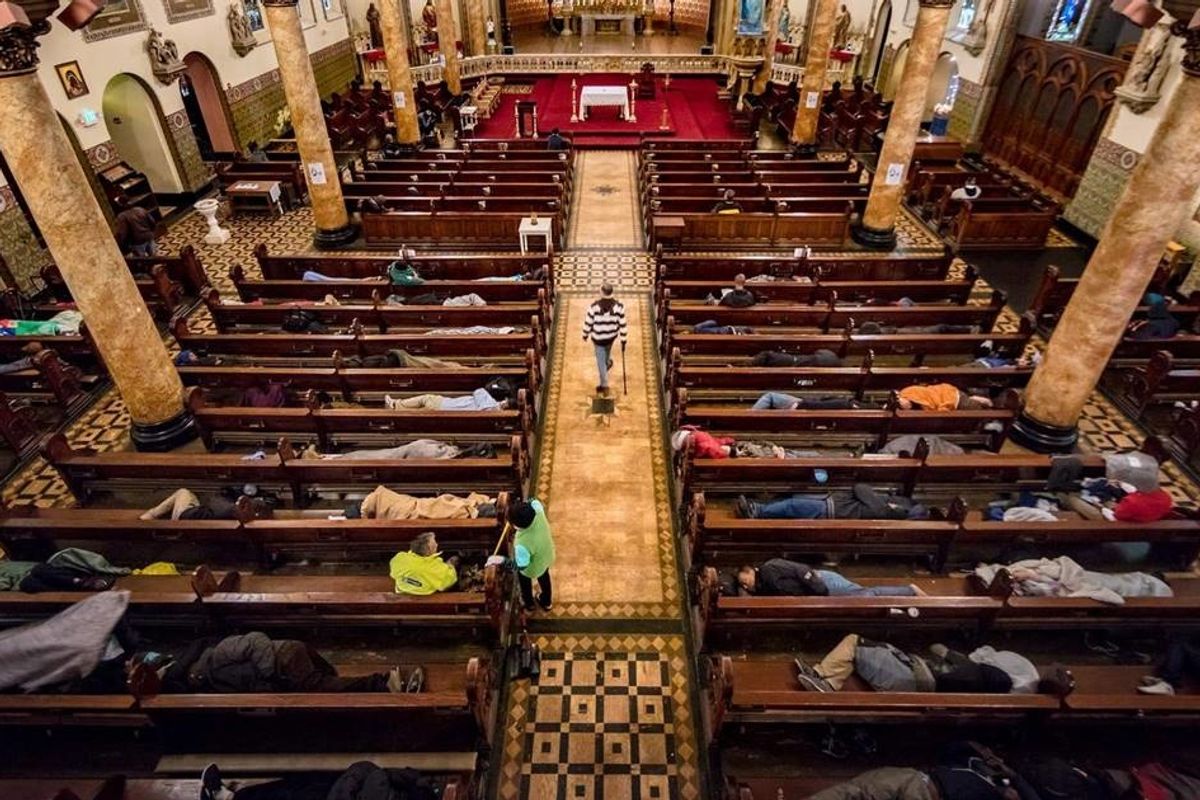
307, 162, 327, 186
393, 91, 406, 108
885, 163, 905, 185
805, 91, 819, 109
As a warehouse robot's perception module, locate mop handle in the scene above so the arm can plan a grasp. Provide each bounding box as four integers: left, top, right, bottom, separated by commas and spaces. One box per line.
493, 522, 513, 557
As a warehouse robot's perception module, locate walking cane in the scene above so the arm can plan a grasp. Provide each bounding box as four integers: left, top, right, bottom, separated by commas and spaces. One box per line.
621, 340, 628, 396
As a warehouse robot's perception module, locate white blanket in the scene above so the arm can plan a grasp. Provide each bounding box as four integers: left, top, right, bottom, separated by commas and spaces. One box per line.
975, 556, 1173, 605
0, 590, 129, 691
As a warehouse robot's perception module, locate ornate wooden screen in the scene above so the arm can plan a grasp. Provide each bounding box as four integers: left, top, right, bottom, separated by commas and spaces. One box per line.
981, 35, 1126, 197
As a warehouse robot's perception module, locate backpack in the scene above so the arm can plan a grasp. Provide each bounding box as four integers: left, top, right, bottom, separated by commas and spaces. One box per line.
281, 309, 325, 333
1016, 756, 1118, 800
388, 261, 424, 286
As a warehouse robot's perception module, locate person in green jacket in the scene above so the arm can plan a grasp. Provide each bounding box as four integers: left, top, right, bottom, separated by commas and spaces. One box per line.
389, 532, 459, 596
509, 499, 555, 612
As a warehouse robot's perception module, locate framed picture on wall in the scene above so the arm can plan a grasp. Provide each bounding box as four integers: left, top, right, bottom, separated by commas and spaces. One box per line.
83, 0, 148, 41
299, 0, 317, 27
163, 0, 214, 23
321, 0, 343, 22
243, 0, 266, 31
55, 61, 89, 99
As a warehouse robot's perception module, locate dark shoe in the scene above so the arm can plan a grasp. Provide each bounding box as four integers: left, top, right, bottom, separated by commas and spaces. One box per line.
794, 658, 834, 692
406, 665, 426, 693
78, 576, 115, 591
734, 495, 754, 519
538, 597, 553, 612
522, 602, 537, 614
607, 359, 613, 371
200, 763, 223, 800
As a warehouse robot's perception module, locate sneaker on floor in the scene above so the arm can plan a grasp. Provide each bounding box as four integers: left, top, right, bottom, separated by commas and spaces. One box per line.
734, 495, 754, 519
1137, 677, 1175, 695
200, 764, 232, 800
406, 665, 426, 693
386, 667, 405, 693
384, 394, 400, 410
538, 599, 553, 612
794, 658, 833, 692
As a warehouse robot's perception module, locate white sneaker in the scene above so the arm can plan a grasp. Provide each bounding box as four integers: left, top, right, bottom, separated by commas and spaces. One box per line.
384, 394, 400, 410
1136, 677, 1175, 695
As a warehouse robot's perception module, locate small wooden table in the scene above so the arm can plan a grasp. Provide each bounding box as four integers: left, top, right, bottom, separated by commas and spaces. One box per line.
226, 180, 284, 218
653, 215, 686, 250
519, 216, 553, 254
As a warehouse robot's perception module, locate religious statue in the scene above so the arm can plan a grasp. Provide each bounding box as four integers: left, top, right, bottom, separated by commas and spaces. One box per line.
366, 3, 383, 49
421, 0, 438, 41
228, 3, 258, 56
1116, 17, 1173, 113
146, 27, 186, 84
486, 15, 497, 47
778, 1, 790, 42
832, 4, 851, 48
737, 0, 764, 35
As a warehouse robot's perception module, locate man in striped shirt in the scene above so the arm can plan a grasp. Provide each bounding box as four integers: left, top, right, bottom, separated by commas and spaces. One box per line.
582, 284, 629, 396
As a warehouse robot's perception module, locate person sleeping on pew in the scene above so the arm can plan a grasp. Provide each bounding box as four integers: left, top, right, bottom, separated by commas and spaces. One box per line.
736, 558, 923, 597
960, 342, 1040, 370
672, 426, 822, 460
0, 546, 131, 593
750, 348, 842, 367
693, 319, 754, 335
199, 760, 439, 800
858, 321, 980, 335
381, 133, 403, 158
1126, 293, 1181, 340
333, 348, 465, 370
132, 631, 425, 694
347, 486, 497, 520
751, 391, 863, 410
390, 532, 459, 595
973, 555, 1172, 605
794, 634, 1064, 697
383, 387, 509, 412
242, 381, 286, 408
141, 488, 270, 521
174, 349, 222, 367
304, 439, 495, 460
709, 274, 757, 308
473, 264, 550, 282
735, 482, 930, 520
1138, 634, 1200, 696
1056, 452, 1174, 524
896, 383, 993, 411
803, 741, 1045, 800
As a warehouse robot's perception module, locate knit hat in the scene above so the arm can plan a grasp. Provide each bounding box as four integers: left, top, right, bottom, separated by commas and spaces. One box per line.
508, 501, 537, 529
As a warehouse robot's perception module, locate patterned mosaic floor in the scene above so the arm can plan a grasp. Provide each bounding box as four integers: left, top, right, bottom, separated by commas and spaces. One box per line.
496, 634, 700, 800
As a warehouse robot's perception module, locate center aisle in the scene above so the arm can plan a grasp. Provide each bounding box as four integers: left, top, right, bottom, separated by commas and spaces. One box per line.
492, 151, 703, 800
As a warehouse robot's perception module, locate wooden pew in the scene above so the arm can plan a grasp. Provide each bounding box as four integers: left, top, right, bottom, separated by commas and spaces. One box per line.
649, 208, 853, 251
655, 251, 952, 282
42, 434, 531, 504
361, 211, 562, 251
37, 262, 182, 320
0, 772, 473, 800
660, 297, 1006, 334
943, 201, 1060, 252
655, 276, 976, 312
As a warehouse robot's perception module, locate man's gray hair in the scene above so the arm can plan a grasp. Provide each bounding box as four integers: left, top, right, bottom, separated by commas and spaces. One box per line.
411, 531, 438, 556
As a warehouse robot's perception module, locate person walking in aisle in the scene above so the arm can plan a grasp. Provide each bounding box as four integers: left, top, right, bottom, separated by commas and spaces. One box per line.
582, 283, 628, 397
508, 498, 556, 613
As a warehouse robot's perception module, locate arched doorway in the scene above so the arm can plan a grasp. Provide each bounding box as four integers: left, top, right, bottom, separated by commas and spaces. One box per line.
866, 0, 892, 83
181, 53, 237, 159
102, 73, 185, 194
924, 51, 959, 121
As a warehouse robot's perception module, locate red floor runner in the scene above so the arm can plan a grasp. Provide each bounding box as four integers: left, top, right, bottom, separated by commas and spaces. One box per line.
471, 74, 740, 147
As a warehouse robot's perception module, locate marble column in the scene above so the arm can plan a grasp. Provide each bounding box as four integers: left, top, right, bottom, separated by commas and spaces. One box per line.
753, 0, 785, 92
264, 0, 357, 248
436, 0, 462, 93
0, 27, 194, 451
466, 0, 488, 55
851, 0, 954, 248
378, 0, 421, 143
1011, 32, 1200, 452
790, 0, 838, 150
718, 0, 739, 54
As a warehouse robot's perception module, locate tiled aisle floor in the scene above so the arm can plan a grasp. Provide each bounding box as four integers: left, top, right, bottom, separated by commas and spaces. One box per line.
568, 151, 642, 250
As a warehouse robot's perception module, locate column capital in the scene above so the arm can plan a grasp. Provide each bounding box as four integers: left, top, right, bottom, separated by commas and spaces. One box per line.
261, 0, 300, 7
1171, 19, 1200, 77
0, 22, 49, 77
917, 0, 955, 7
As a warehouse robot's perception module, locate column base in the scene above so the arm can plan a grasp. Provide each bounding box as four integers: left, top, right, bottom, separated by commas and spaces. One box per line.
131, 410, 198, 452
1008, 410, 1078, 454
313, 223, 360, 250
850, 221, 897, 250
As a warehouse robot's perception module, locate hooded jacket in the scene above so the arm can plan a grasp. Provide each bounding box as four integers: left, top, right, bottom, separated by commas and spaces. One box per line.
754, 558, 829, 596
389, 550, 458, 595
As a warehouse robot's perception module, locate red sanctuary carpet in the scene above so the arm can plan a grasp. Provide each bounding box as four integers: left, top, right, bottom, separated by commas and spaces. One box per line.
469, 74, 741, 147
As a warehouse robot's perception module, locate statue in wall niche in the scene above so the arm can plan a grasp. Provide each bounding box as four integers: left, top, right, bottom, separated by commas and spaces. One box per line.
228, 3, 258, 57
421, 0, 438, 40
366, 3, 383, 48
146, 27, 186, 84
832, 4, 851, 48
1116, 17, 1173, 113
778, 2, 790, 41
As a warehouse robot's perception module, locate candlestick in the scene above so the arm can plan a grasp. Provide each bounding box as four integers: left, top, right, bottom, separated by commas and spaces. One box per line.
570, 77, 579, 122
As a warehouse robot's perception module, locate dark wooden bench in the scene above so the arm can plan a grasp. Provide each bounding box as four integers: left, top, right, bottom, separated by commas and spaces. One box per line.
655, 251, 952, 282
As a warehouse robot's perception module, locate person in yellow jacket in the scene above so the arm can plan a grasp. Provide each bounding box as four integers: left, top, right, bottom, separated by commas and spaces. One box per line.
389, 532, 459, 595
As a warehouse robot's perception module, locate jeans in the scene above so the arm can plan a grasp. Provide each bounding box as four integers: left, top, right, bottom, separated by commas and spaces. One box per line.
752, 494, 830, 519
0, 357, 32, 375
817, 570, 916, 597
753, 391, 799, 410
594, 342, 612, 389
519, 570, 552, 609
130, 240, 158, 257
1160, 635, 1200, 688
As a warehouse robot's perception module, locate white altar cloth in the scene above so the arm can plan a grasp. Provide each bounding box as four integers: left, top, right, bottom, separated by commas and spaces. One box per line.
579, 85, 630, 120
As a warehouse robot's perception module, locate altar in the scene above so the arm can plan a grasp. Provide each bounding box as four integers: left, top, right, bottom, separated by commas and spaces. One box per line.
579, 12, 636, 35
579, 85, 631, 120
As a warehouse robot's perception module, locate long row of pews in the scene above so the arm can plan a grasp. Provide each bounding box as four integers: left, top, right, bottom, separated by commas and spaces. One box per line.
0, 237, 556, 796
652, 225, 1200, 795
